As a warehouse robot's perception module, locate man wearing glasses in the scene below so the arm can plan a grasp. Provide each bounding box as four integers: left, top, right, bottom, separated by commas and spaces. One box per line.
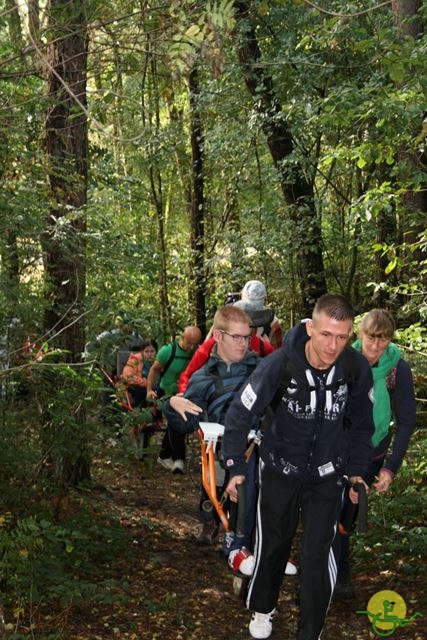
163, 305, 260, 566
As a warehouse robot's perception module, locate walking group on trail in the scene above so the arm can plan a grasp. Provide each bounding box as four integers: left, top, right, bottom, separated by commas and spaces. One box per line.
87, 283, 416, 640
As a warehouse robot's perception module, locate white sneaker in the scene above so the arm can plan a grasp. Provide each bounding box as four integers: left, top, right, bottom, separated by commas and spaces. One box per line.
157, 457, 174, 471
285, 560, 297, 575
249, 609, 275, 639
172, 459, 185, 474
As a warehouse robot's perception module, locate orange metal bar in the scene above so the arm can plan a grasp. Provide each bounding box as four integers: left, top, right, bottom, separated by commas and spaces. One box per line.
198, 429, 229, 532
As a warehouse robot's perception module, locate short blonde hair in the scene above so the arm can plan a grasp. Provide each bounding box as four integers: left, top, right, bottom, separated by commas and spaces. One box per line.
359, 309, 395, 339
213, 305, 252, 332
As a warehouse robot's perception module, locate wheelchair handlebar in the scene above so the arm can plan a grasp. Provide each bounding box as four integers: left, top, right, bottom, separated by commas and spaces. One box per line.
355, 481, 368, 534
228, 480, 246, 538
339, 481, 368, 536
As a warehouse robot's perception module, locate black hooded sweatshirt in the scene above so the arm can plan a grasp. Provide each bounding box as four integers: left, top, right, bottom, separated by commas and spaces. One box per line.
222, 321, 374, 482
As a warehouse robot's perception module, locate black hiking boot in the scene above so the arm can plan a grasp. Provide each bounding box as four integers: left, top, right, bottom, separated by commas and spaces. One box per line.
333, 573, 356, 601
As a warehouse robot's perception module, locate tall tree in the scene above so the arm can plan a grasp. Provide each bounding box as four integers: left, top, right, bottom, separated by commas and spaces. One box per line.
40, 0, 90, 485
141, 30, 173, 338
234, 0, 327, 314
1, 3, 24, 312
188, 66, 207, 334
42, 0, 88, 359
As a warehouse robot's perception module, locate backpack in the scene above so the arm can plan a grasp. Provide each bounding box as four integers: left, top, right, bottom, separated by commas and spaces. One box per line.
116, 348, 132, 377
246, 308, 275, 337
225, 291, 275, 337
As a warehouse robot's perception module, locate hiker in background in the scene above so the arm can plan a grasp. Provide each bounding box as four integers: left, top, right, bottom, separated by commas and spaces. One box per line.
240, 280, 283, 349
146, 326, 201, 474
85, 313, 143, 421
85, 313, 143, 380
334, 308, 417, 601
222, 293, 374, 640
120, 338, 158, 407
118, 338, 160, 458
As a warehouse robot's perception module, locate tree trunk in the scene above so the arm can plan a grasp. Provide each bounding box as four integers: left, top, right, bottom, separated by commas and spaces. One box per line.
43, 0, 87, 359
188, 67, 207, 335
142, 34, 172, 339
165, 69, 207, 334
40, 0, 90, 486
234, 1, 327, 314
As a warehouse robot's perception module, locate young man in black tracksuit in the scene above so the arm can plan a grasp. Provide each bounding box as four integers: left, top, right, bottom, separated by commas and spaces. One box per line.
222, 294, 374, 640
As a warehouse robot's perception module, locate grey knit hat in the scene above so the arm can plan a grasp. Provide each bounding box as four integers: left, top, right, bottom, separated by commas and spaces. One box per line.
241, 280, 266, 310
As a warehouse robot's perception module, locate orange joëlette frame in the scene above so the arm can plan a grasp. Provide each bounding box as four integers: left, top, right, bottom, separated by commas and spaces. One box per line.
197, 428, 230, 532
100, 367, 134, 412
100, 367, 160, 420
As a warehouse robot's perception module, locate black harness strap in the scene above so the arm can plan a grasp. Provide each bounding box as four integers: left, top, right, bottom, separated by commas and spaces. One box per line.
159, 342, 178, 382
205, 362, 257, 422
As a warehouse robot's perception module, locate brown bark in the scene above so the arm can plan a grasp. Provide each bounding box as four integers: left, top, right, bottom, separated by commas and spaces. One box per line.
40, 0, 90, 486
392, 0, 423, 37
142, 34, 172, 338
42, 0, 88, 362
188, 66, 207, 335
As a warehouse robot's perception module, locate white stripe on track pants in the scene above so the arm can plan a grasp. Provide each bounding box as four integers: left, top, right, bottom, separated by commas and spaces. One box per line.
246, 462, 344, 640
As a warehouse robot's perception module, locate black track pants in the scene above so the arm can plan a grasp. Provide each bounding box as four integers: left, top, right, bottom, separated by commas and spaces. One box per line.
246, 463, 344, 640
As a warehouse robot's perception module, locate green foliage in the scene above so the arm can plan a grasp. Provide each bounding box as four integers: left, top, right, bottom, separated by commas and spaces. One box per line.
167, 0, 236, 78
0, 492, 135, 619
85, 176, 169, 339
0, 1, 426, 627
370, 229, 427, 322
395, 323, 427, 401
0, 516, 89, 603
353, 429, 426, 580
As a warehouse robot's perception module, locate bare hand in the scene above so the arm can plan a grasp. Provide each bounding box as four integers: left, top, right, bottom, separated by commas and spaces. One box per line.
373, 468, 393, 493
170, 395, 203, 421
225, 474, 245, 503
146, 389, 158, 400
348, 476, 369, 504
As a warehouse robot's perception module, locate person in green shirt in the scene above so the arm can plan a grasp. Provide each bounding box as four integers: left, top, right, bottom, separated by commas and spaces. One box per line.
146, 326, 201, 474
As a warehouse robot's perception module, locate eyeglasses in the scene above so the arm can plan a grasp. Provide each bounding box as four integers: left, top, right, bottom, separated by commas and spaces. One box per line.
219, 330, 252, 344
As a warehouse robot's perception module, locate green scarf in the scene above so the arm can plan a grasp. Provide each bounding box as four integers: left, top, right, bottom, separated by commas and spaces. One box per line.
352, 340, 401, 447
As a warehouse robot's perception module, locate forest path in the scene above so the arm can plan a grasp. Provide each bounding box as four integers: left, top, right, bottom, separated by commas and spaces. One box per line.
53, 433, 424, 640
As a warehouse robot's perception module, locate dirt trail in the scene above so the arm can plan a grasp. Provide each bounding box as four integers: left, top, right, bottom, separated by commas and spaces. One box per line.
58, 435, 425, 640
